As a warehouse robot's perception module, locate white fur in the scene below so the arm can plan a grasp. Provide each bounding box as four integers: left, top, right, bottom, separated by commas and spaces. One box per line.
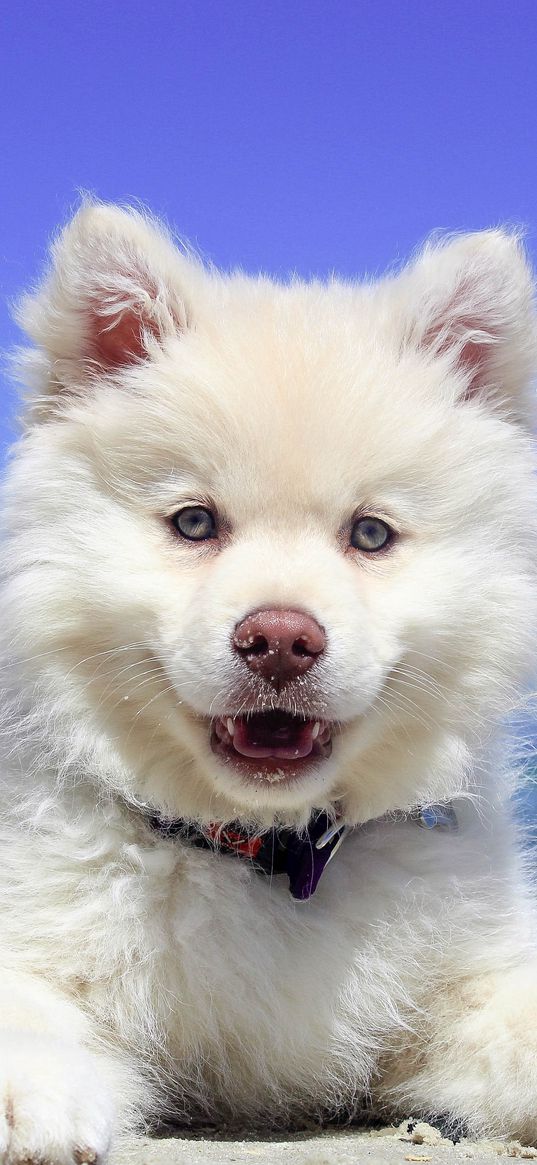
1, 203, 537, 1161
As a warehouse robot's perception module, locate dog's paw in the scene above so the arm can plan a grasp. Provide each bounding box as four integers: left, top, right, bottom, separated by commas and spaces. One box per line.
0, 1030, 116, 1164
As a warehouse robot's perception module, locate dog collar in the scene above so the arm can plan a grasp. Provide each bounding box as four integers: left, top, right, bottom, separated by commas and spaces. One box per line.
148, 802, 457, 902
149, 810, 346, 901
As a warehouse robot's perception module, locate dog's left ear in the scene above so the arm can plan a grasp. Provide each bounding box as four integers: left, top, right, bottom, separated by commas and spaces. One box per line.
398, 230, 537, 423
16, 202, 194, 399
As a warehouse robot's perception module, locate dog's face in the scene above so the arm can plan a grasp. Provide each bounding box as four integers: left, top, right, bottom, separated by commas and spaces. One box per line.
5, 208, 537, 828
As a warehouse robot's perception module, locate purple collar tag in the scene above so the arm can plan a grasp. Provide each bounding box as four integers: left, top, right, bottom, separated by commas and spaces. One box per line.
285, 815, 348, 901
148, 809, 349, 900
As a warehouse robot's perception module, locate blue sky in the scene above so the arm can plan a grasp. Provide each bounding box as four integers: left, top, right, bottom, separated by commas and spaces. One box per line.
1, 0, 537, 447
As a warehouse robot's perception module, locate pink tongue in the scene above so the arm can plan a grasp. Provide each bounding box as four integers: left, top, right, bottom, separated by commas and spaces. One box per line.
232, 718, 315, 760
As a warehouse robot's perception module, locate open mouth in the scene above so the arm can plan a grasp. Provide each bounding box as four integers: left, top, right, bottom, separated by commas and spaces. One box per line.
211, 711, 333, 783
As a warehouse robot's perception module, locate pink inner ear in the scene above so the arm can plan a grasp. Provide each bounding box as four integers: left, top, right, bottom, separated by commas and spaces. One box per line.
90, 308, 151, 369
456, 331, 498, 397
420, 289, 499, 399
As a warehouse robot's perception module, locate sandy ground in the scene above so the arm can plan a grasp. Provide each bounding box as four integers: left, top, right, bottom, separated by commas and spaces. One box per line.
111, 1122, 537, 1165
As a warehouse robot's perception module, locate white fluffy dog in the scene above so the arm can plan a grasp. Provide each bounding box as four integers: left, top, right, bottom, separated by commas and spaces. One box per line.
1, 205, 537, 1163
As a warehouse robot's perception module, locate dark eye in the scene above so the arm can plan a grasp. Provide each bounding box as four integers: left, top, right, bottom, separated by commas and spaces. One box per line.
350, 516, 393, 553
172, 506, 217, 541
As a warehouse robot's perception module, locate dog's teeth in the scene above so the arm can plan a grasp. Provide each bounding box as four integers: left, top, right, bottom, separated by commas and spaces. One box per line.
226, 718, 235, 737
312, 721, 320, 740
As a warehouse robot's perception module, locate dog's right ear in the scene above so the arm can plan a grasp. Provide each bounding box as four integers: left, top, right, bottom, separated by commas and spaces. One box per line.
394, 230, 537, 425
16, 203, 194, 402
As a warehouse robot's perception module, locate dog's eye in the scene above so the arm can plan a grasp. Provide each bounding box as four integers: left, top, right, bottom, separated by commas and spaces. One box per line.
172, 506, 217, 541
350, 517, 392, 552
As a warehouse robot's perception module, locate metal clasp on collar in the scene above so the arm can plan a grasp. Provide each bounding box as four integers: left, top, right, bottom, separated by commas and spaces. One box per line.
415, 802, 458, 832
315, 820, 349, 862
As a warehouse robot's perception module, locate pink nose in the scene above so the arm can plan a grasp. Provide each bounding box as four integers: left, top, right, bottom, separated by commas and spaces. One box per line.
233, 608, 326, 688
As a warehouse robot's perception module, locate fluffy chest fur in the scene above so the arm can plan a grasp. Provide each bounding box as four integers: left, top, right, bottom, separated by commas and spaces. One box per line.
2, 780, 528, 1123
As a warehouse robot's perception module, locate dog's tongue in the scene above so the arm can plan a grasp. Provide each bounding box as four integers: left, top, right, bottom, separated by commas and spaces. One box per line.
232, 713, 315, 760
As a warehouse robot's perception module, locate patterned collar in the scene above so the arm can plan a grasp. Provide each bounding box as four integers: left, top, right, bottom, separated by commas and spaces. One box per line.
148, 802, 458, 902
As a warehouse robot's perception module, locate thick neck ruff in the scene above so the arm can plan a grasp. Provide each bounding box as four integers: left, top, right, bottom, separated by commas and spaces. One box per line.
149, 803, 458, 901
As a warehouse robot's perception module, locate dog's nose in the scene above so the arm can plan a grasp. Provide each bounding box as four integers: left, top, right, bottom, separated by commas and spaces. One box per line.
233, 608, 326, 687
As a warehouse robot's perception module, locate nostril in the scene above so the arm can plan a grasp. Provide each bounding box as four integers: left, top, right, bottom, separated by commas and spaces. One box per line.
245, 634, 269, 657
292, 636, 316, 658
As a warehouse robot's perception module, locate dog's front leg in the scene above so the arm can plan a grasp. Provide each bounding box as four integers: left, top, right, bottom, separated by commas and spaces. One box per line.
0, 967, 135, 1164
378, 961, 537, 1142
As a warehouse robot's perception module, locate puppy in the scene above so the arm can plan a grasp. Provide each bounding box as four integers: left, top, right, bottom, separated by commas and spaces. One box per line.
1, 205, 537, 1164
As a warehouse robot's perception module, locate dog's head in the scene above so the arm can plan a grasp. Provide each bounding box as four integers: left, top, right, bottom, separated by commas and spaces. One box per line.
5, 205, 537, 828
